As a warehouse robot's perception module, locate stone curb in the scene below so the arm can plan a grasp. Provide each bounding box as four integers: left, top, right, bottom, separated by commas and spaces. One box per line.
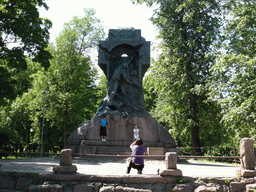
0, 171, 237, 184
0, 171, 246, 192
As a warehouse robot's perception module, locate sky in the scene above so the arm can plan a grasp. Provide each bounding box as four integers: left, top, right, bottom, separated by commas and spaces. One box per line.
38, 0, 160, 69
39, 0, 159, 45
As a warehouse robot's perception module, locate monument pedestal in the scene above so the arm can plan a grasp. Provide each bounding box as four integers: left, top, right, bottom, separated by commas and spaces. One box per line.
68, 113, 177, 156
67, 29, 177, 155
68, 140, 178, 156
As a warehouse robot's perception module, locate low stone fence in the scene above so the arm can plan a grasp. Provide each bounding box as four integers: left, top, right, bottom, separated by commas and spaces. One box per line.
0, 171, 240, 192
1, 138, 256, 192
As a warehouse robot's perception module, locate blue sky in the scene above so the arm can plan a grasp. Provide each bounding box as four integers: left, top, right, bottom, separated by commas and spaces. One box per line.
39, 0, 159, 44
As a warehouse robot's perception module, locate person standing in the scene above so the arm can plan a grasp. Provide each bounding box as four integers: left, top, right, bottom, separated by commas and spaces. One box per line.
100, 116, 109, 141
133, 125, 140, 140
127, 138, 145, 174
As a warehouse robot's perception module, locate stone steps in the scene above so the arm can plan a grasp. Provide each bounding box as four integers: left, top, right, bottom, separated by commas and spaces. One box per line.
95, 146, 131, 155
95, 146, 149, 156
68, 140, 165, 156
80, 140, 165, 147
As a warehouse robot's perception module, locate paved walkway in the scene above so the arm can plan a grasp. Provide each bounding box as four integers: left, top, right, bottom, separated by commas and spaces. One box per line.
0, 157, 240, 177
0, 157, 240, 178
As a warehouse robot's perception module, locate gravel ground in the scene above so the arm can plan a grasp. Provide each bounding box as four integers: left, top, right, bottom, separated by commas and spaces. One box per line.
0, 157, 240, 177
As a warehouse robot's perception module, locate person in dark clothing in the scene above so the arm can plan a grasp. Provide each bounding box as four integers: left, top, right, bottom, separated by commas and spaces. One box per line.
127, 138, 145, 174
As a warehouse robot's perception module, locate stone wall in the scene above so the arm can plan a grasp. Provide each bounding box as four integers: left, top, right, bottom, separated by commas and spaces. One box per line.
1, 171, 256, 192
0, 171, 237, 192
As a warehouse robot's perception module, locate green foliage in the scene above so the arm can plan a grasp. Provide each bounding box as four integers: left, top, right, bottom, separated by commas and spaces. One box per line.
224, 0, 256, 57
208, 55, 256, 146
203, 146, 239, 161
97, 75, 107, 104
207, 0, 256, 147
176, 177, 185, 184
135, 0, 256, 152
0, 0, 52, 106
0, 59, 44, 149
1, 0, 256, 155
143, 76, 157, 112
0, 8, 105, 151
0, 83, 39, 148
0, 0, 52, 65
28, 8, 105, 147
58, 8, 104, 54
179, 147, 193, 156
138, 0, 222, 151
0, 120, 20, 150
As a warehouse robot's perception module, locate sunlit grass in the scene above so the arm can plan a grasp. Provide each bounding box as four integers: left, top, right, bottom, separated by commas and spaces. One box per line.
186, 158, 240, 166
0, 152, 58, 160
1, 155, 35, 160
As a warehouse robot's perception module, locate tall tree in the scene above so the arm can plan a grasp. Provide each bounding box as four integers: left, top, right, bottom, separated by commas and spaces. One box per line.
0, 8, 105, 152
0, 0, 52, 106
225, 0, 256, 57
134, 0, 222, 153
207, 0, 256, 146
50, 8, 104, 147
28, 8, 105, 149
0, 59, 45, 153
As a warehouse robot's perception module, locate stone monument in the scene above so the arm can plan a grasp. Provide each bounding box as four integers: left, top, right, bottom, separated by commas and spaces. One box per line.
68, 29, 176, 154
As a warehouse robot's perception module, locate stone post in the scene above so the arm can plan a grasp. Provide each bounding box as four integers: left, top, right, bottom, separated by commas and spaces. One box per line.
53, 149, 77, 174
60, 149, 72, 166
158, 152, 182, 177
236, 138, 256, 177
165, 152, 178, 169
240, 138, 255, 170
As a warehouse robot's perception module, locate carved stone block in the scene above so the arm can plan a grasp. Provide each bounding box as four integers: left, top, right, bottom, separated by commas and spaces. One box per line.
60, 149, 72, 166
165, 152, 178, 169
240, 138, 255, 170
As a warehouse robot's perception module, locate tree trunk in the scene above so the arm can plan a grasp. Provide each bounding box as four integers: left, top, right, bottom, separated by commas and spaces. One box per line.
63, 109, 68, 148
191, 125, 201, 155
190, 92, 201, 155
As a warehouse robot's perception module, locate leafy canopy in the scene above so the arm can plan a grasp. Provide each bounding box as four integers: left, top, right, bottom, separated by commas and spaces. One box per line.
0, 0, 52, 106
135, 0, 223, 151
